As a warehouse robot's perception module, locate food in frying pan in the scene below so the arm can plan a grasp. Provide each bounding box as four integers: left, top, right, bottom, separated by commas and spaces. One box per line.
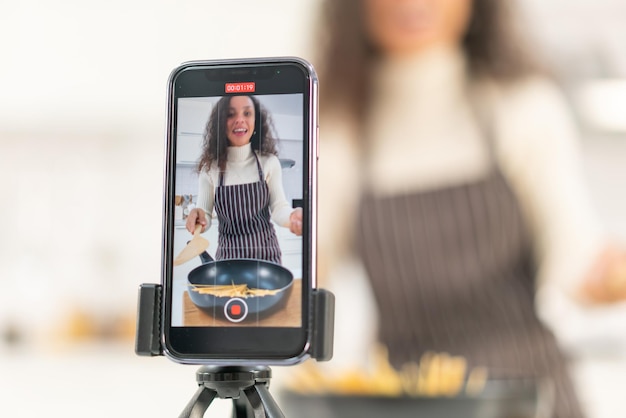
285, 345, 489, 398
190, 282, 281, 298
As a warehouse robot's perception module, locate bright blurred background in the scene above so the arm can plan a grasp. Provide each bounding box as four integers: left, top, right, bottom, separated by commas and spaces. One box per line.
1, 0, 625, 417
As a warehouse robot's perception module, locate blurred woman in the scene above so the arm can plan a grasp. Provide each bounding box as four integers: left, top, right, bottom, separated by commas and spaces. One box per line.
186, 95, 302, 264
315, 0, 626, 416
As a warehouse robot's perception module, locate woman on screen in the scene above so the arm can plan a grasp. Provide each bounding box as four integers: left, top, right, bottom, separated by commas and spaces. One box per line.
186, 95, 302, 264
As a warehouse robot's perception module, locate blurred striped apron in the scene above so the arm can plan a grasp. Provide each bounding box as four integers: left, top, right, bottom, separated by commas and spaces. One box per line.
214, 152, 281, 264
357, 164, 584, 417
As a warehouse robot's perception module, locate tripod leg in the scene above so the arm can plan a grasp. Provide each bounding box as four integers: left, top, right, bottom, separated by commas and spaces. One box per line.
178, 386, 217, 418
243, 384, 285, 418
232, 396, 252, 418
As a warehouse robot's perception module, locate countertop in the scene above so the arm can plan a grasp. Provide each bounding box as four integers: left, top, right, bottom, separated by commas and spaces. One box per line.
1, 343, 625, 418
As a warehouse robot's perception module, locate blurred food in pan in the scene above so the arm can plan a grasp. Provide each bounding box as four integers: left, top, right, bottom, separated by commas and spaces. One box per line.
285, 345, 488, 398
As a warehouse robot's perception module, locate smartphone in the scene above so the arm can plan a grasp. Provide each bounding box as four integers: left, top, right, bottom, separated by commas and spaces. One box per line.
161, 57, 318, 365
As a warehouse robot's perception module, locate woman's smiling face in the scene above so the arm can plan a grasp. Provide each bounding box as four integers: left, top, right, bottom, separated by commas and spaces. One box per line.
226, 96, 255, 147
364, 0, 472, 56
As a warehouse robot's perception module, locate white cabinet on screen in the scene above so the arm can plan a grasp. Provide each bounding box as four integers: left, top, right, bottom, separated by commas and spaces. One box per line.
176, 99, 213, 165
177, 99, 213, 134
176, 133, 203, 165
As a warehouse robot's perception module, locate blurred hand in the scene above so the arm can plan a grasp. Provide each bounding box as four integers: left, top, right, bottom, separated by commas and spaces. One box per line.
186, 208, 207, 234
289, 207, 303, 236
579, 244, 626, 304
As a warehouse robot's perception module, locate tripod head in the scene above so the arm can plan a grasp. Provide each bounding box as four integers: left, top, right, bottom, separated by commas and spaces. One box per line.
178, 366, 282, 418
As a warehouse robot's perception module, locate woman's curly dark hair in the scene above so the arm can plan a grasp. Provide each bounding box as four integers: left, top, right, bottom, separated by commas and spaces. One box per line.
197, 95, 279, 173
315, 0, 544, 118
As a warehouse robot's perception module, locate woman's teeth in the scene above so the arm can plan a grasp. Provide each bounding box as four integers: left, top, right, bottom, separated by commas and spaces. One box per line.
233, 128, 247, 134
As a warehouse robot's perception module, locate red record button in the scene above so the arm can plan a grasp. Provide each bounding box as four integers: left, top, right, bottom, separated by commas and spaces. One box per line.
224, 298, 248, 323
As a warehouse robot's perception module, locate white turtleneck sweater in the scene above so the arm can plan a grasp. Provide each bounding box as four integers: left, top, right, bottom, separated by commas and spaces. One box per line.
196, 142, 293, 229
318, 46, 607, 334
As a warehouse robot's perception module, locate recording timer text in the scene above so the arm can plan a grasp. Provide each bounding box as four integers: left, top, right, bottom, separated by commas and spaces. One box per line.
225, 82, 256, 93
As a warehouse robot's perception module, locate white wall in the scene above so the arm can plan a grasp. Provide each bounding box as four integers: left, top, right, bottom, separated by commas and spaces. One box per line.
0, 0, 321, 342
0, 0, 321, 131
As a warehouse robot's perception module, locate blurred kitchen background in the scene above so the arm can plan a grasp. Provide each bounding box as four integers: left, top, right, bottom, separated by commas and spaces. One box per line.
1, 0, 625, 417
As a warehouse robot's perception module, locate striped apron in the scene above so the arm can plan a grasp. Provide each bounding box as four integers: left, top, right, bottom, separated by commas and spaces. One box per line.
214, 152, 282, 264
357, 166, 585, 417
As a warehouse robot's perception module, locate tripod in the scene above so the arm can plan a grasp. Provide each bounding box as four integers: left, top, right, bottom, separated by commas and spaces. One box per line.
179, 366, 283, 418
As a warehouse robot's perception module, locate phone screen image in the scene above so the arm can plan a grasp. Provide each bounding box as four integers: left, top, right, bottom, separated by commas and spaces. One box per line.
162, 59, 317, 362
172, 93, 304, 327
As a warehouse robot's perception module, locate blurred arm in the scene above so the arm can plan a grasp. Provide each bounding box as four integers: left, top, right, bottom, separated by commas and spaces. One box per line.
495, 77, 625, 308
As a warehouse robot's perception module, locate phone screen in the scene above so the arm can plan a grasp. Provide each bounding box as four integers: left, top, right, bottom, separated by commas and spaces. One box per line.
162, 59, 317, 362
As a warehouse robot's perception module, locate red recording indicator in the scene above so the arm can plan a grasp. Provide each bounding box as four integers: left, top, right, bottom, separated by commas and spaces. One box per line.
225, 82, 256, 93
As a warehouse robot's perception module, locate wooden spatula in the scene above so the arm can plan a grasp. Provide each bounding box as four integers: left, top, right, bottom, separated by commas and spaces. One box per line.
174, 224, 209, 266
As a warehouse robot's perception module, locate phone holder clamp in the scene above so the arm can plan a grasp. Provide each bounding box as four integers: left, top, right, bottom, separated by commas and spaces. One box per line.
134, 283, 334, 361
134, 283, 335, 417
